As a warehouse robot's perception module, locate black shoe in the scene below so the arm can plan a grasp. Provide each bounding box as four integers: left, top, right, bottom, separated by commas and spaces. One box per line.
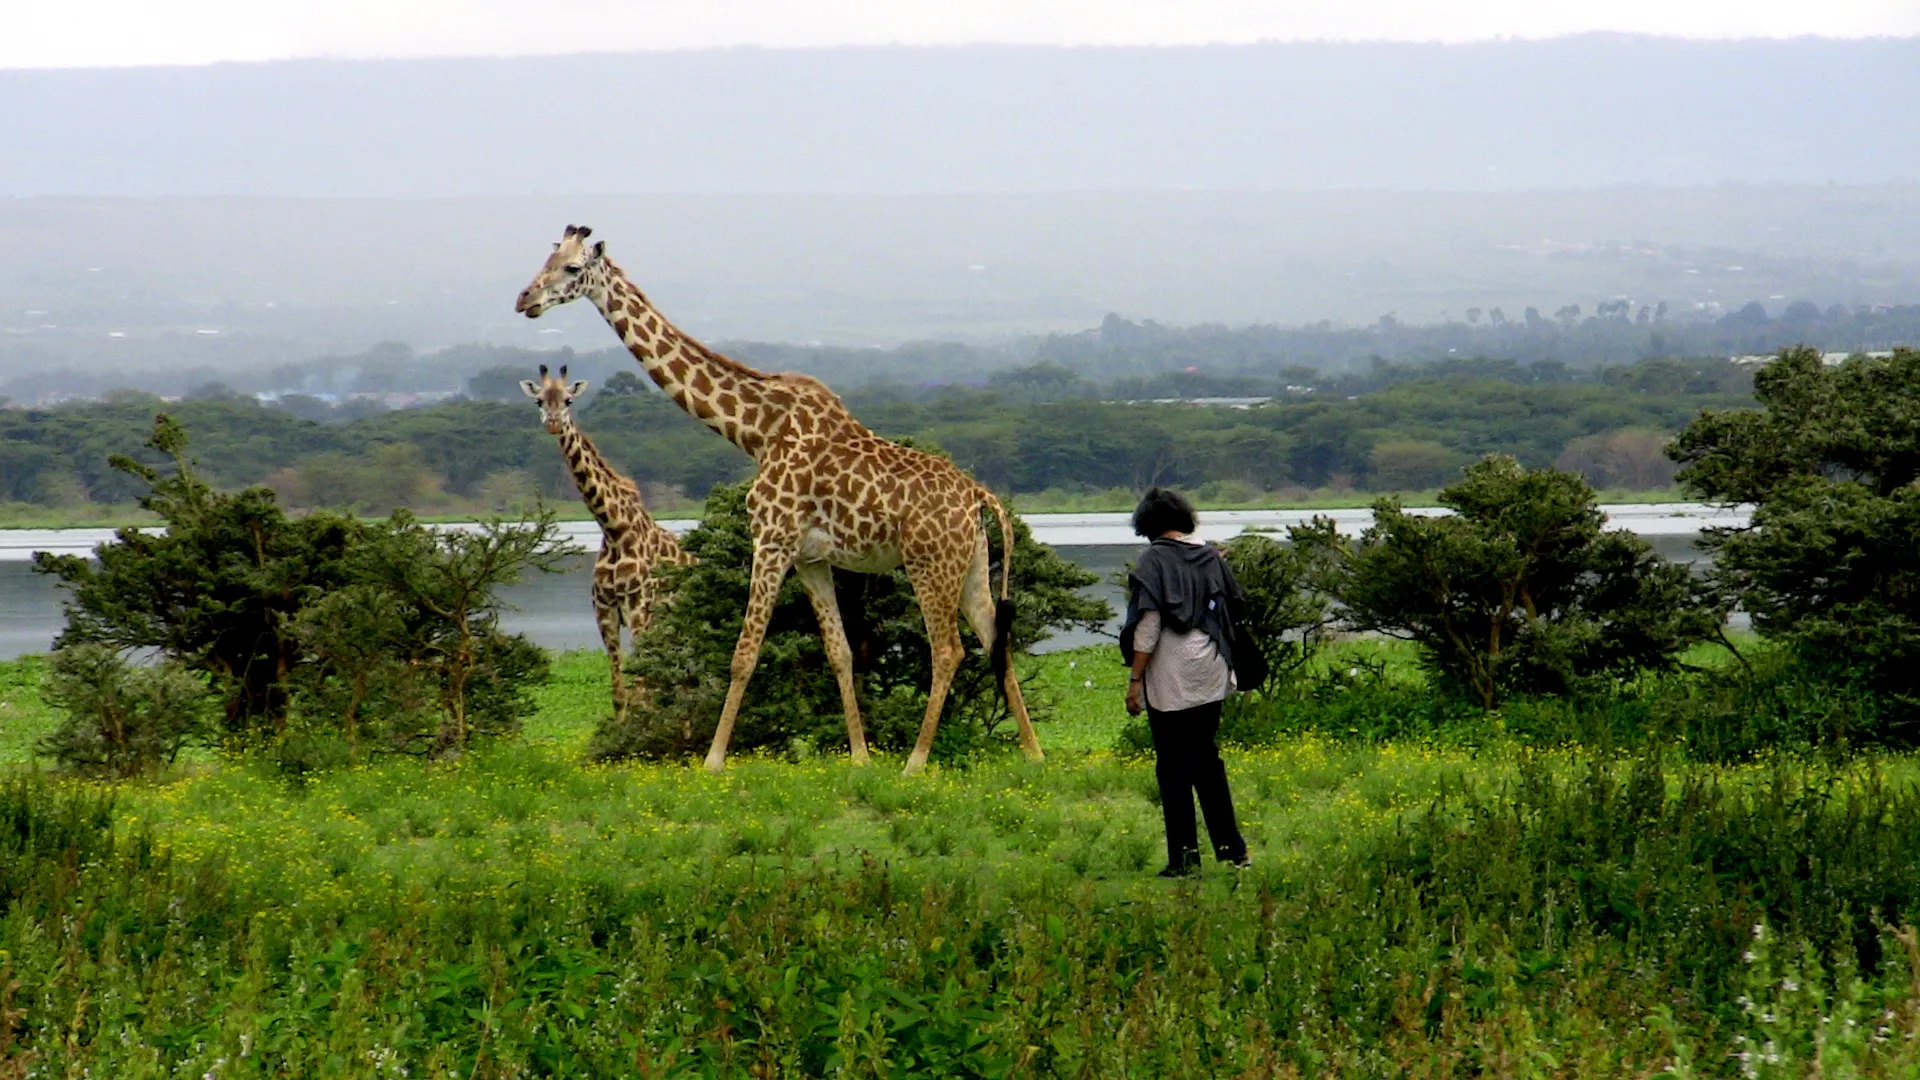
1157, 864, 1199, 879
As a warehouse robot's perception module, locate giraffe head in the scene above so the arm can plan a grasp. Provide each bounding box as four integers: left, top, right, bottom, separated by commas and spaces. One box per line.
515, 224, 610, 318
519, 363, 589, 435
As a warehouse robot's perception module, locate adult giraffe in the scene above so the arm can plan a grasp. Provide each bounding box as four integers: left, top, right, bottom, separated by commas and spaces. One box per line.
514, 225, 1041, 774
521, 363, 693, 726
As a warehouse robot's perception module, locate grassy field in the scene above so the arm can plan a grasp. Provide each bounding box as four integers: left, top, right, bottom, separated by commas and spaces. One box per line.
7, 646, 1920, 1076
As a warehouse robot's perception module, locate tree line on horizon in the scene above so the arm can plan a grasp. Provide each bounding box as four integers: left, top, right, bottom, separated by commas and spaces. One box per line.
0, 353, 1764, 518
2, 297, 1912, 406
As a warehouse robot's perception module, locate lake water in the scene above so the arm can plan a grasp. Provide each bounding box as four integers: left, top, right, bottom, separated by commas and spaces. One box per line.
0, 505, 1742, 660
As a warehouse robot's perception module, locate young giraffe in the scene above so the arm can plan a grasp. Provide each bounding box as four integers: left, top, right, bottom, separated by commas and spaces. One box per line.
515, 225, 1042, 775
520, 362, 694, 724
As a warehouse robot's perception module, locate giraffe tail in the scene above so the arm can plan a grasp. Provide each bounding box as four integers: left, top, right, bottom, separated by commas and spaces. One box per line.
980, 488, 1017, 694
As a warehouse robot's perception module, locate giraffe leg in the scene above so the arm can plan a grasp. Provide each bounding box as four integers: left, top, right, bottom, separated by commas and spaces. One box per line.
596, 597, 627, 722
627, 582, 671, 734
705, 542, 794, 772
903, 561, 966, 777
961, 537, 1043, 761
793, 560, 871, 766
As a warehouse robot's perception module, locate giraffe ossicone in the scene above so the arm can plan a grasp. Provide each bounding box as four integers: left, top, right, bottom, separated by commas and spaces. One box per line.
515, 225, 1043, 775
522, 362, 693, 726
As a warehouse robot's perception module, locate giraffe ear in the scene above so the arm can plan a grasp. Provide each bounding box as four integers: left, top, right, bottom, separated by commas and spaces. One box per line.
519, 380, 540, 399
591, 240, 606, 261
567, 380, 589, 399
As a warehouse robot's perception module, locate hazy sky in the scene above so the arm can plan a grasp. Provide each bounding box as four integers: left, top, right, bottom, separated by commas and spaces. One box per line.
7, 0, 1918, 69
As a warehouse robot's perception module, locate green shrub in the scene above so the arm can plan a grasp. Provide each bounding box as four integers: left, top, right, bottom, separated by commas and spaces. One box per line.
1654, 649, 1893, 762
1673, 346, 1920, 735
285, 582, 432, 758
0, 776, 118, 908
282, 514, 563, 762
36, 644, 213, 776
1306, 455, 1724, 708
34, 416, 569, 765
1382, 753, 1920, 1010
33, 415, 360, 733
598, 479, 1110, 761
1215, 531, 1335, 694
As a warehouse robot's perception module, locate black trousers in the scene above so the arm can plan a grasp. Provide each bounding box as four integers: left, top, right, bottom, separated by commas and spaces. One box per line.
1146, 700, 1247, 870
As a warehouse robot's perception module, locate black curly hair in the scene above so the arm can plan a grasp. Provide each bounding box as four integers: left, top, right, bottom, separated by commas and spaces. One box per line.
1132, 486, 1197, 538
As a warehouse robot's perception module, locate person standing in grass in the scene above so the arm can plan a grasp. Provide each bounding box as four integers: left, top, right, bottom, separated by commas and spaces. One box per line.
1120, 487, 1251, 877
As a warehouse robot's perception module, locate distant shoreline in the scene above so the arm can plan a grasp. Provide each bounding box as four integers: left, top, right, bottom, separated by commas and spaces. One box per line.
0, 488, 1694, 534
0, 501, 1746, 566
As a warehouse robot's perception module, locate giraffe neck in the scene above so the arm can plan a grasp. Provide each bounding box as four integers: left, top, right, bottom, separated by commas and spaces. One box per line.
555, 424, 637, 532
590, 267, 773, 460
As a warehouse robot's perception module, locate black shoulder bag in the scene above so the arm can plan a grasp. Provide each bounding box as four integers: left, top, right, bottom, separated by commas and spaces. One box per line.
1220, 557, 1269, 694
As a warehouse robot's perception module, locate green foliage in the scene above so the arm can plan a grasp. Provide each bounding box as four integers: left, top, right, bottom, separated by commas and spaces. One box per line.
35, 644, 214, 776
1672, 346, 1920, 503
33, 415, 362, 732
0, 776, 117, 911
1367, 438, 1458, 490
1674, 346, 1920, 724
1654, 648, 1898, 762
1203, 672, 1484, 750
346, 510, 573, 752
0, 656, 54, 764
287, 583, 426, 755
265, 442, 445, 513
31, 415, 569, 763
279, 513, 567, 765
465, 363, 534, 402
1312, 455, 1724, 708
596, 480, 1110, 761
0, 353, 1756, 522
1215, 532, 1336, 693
14, 745, 1920, 1074
1380, 754, 1920, 1027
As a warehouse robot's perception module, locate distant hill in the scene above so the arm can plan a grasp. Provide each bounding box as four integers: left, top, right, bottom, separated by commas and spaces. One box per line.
4, 38, 1920, 380
3, 185, 1919, 383
3, 37, 1918, 197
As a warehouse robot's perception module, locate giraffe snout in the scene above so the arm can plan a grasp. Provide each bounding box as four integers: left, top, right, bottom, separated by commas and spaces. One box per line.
515, 289, 542, 317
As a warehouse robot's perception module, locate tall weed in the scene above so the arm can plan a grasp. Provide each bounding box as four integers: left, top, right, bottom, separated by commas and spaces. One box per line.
10, 753, 1920, 1076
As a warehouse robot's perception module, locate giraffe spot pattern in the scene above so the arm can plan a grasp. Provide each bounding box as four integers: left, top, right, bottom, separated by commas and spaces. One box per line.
538, 241, 1038, 769
525, 359, 694, 722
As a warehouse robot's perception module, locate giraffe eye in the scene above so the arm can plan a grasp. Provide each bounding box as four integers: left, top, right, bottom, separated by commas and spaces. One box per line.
564, 264, 582, 275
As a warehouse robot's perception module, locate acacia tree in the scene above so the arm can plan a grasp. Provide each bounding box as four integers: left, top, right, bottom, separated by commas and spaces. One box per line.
1308, 455, 1722, 708
344, 510, 575, 753
1670, 346, 1920, 717
288, 584, 422, 753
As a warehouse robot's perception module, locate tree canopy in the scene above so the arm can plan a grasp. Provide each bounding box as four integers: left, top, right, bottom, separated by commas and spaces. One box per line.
1673, 346, 1920, 724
